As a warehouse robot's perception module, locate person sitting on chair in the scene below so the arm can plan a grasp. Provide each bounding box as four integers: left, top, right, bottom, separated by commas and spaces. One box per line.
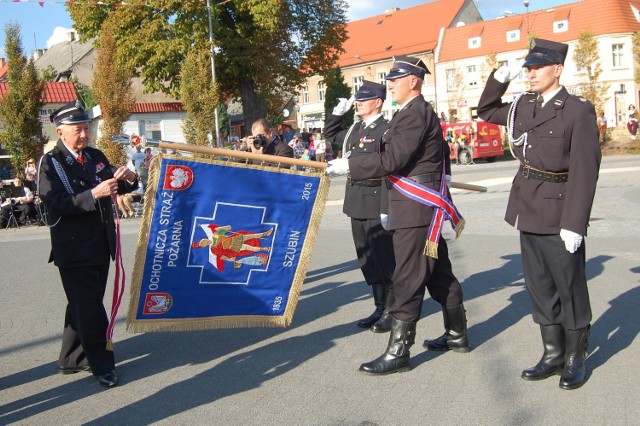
0, 176, 35, 226
116, 186, 143, 218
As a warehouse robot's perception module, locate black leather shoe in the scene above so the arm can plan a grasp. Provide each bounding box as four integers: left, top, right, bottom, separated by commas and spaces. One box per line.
58, 365, 92, 375
357, 311, 383, 328
97, 371, 119, 388
370, 312, 392, 333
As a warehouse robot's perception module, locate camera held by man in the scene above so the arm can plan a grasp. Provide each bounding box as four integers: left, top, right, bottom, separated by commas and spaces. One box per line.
246, 119, 294, 158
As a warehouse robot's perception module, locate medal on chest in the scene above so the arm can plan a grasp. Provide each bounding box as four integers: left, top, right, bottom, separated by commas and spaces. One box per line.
359, 136, 374, 149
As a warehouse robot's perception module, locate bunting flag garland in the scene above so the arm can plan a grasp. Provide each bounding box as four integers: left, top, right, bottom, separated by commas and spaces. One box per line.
1, 0, 231, 7
126, 153, 329, 332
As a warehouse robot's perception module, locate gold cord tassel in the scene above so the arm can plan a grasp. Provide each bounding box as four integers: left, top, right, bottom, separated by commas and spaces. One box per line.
106, 340, 114, 351
454, 218, 466, 238
423, 241, 439, 259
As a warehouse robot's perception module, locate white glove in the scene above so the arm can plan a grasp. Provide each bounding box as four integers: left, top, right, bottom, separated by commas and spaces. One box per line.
326, 158, 350, 177
380, 214, 389, 230
560, 229, 583, 253
445, 174, 452, 189
332, 96, 355, 116
493, 63, 522, 83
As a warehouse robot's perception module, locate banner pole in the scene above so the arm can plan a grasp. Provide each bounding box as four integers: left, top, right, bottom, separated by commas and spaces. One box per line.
159, 141, 486, 192
159, 141, 327, 170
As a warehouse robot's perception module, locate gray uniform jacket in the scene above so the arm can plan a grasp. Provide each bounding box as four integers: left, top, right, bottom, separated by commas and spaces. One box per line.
477, 71, 601, 236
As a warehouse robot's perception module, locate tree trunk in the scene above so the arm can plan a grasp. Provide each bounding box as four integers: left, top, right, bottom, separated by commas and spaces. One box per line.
239, 79, 267, 134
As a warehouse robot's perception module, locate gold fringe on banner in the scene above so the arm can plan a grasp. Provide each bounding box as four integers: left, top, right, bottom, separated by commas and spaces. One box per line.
125, 152, 330, 333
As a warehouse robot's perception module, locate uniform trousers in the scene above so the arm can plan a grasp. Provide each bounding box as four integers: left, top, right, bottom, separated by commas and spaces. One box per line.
520, 231, 592, 330
350, 217, 394, 287
389, 226, 463, 322
58, 262, 115, 375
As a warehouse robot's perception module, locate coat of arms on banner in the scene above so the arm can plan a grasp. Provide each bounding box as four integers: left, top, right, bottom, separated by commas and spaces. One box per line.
127, 154, 329, 332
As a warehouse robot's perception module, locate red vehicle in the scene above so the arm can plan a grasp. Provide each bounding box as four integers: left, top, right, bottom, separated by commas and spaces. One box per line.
442, 121, 503, 164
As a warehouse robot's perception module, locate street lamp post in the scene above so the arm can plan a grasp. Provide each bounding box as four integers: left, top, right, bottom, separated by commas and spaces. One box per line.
207, 0, 222, 148
524, 1, 530, 36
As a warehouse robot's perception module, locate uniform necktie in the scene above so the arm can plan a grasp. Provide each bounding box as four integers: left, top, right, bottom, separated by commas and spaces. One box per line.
77, 152, 85, 164
534, 96, 543, 117
361, 121, 367, 131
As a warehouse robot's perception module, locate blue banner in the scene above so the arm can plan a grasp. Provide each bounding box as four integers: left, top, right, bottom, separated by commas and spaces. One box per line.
126, 155, 329, 331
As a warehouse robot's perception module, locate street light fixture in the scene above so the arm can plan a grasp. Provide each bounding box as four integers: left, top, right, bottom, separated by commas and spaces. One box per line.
524, 1, 530, 36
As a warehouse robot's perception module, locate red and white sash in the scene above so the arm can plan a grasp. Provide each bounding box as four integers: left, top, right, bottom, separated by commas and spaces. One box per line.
386, 173, 464, 259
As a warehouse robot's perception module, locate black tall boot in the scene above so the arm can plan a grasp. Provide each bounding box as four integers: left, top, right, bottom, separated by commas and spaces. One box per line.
559, 326, 590, 390
370, 286, 395, 333
521, 324, 565, 380
423, 303, 470, 352
357, 284, 385, 328
359, 317, 416, 375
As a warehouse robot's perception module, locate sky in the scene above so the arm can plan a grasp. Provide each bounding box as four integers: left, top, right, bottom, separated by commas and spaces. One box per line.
0, 0, 579, 59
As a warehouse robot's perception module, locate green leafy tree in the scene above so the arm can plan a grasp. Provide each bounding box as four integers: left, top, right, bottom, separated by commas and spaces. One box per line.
40, 65, 58, 82
0, 23, 47, 175
323, 67, 353, 129
92, 18, 135, 166
68, 0, 348, 128
573, 29, 609, 113
72, 76, 95, 109
181, 47, 219, 147
217, 103, 231, 142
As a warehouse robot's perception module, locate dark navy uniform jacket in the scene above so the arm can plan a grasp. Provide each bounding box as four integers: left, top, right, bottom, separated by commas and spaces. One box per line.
348, 95, 448, 230
477, 70, 601, 236
38, 140, 138, 267
325, 113, 390, 219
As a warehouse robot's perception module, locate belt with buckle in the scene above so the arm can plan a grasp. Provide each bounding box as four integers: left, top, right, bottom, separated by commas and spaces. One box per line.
347, 176, 381, 187
408, 172, 442, 184
519, 165, 569, 183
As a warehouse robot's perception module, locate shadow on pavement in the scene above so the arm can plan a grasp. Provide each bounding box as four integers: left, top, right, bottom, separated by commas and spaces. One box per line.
0, 264, 366, 425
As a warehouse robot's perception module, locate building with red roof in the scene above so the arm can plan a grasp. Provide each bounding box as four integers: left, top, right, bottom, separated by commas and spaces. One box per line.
296, 0, 481, 130
297, 0, 640, 132
436, 0, 640, 124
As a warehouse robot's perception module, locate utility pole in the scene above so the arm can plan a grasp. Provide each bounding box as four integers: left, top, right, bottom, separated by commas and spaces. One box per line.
207, 0, 222, 147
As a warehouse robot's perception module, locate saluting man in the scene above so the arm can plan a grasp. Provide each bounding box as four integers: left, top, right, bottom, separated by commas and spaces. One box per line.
477, 39, 601, 390
38, 100, 138, 388
324, 81, 395, 332
327, 56, 470, 375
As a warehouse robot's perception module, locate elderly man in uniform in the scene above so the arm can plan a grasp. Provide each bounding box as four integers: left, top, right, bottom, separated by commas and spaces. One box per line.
38, 100, 138, 388
327, 56, 470, 375
477, 39, 601, 390
324, 81, 395, 332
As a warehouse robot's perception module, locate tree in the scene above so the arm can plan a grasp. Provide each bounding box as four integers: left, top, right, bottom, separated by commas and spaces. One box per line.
573, 29, 609, 113
181, 47, 219, 147
216, 103, 231, 143
446, 66, 466, 122
323, 67, 353, 129
481, 52, 498, 83
632, 32, 640, 84
0, 23, 46, 175
92, 18, 135, 166
40, 65, 58, 82
68, 1, 348, 128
